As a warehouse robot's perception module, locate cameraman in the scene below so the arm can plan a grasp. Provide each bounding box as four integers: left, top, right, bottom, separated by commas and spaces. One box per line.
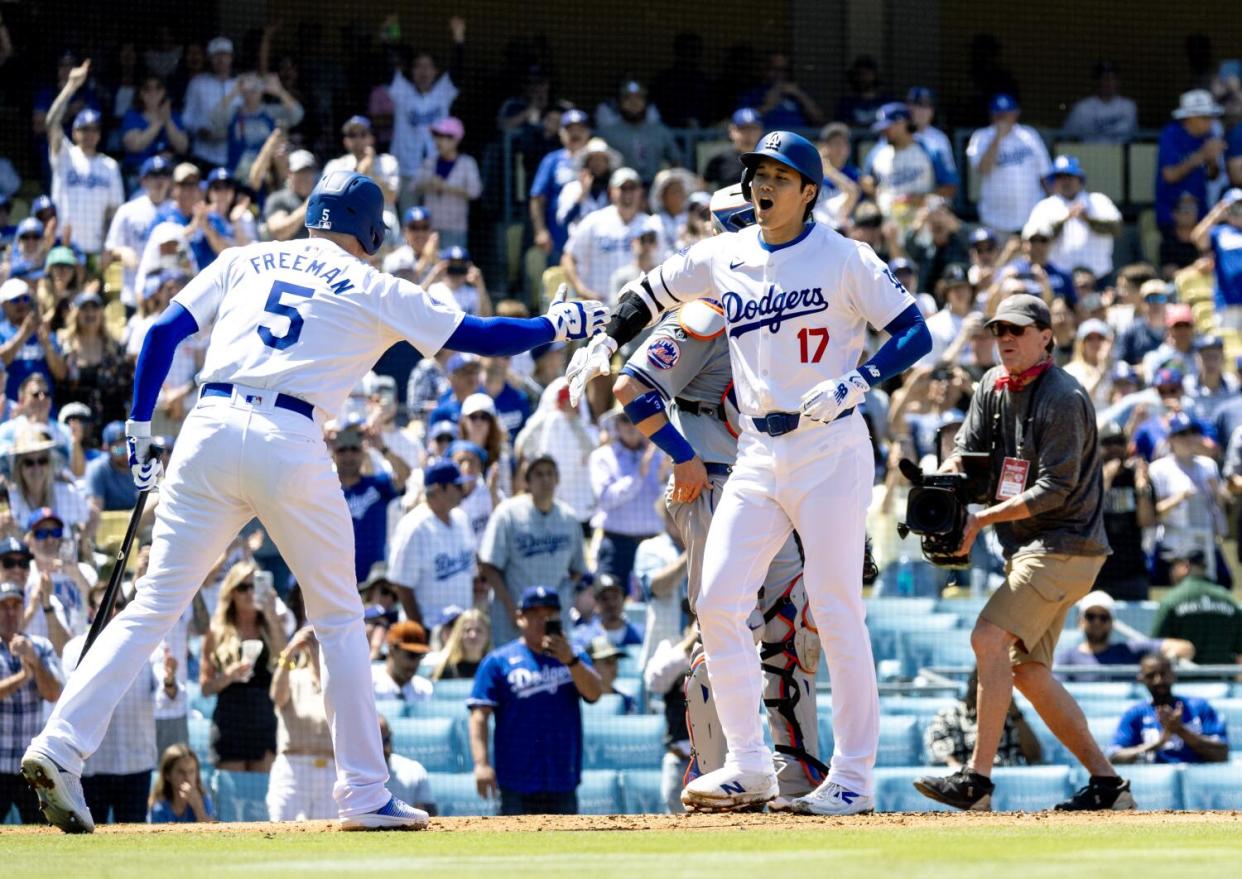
914, 294, 1135, 812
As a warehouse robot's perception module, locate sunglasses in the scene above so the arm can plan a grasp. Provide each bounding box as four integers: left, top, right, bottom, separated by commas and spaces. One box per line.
33, 527, 63, 540
1028, 236, 1051, 244
28, 390, 49, 400
466, 411, 492, 422
1083, 612, 1112, 623
406, 222, 431, 231
973, 242, 996, 252
335, 444, 363, 453
18, 234, 39, 242
7, 295, 31, 305
233, 580, 254, 593
1, 556, 30, 569
21, 456, 50, 468
988, 323, 1030, 339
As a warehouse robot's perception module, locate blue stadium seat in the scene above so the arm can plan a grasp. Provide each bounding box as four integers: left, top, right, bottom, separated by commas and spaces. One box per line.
880, 697, 956, 732
387, 716, 462, 772
934, 596, 990, 623
1211, 698, 1242, 747
990, 766, 1071, 811
578, 769, 624, 814
405, 699, 470, 719
374, 699, 405, 723
211, 770, 270, 822
1087, 716, 1122, 752
188, 715, 212, 767
899, 630, 976, 676
428, 678, 474, 702
1175, 682, 1231, 701
873, 767, 955, 813
615, 653, 644, 679
1071, 765, 1183, 811
1112, 601, 1158, 636
877, 715, 920, 767
1062, 682, 1137, 701
425, 771, 498, 817
867, 597, 938, 621
583, 715, 665, 770
583, 693, 628, 717
1182, 763, 1242, 809
817, 711, 835, 757
871, 614, 961, 669
620, 769, 666, 814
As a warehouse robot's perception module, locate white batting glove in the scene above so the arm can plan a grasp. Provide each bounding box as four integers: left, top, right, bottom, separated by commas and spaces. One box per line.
544, 283, 610, 342
125, 419, 164, 491
566, 333, 618, 408
800, 369, 870, 424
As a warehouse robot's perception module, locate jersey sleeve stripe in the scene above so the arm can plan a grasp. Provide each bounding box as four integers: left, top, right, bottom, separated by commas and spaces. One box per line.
620, 364, 670, 400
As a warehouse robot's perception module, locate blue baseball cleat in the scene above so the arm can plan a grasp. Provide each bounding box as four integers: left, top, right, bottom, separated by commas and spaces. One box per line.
339, 795, 429, 830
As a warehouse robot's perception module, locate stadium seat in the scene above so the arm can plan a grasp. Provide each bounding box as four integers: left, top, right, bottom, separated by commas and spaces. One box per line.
190, 692, 217, 719
877, 715, 920, 767
540, 265, 569, 311
899, 629, 976, 676
1087, 715, 1121, 752
1071, 765, 1183, 811
387, 716, 462, 772
1062, 682, 1137, 702
188, 715, 212, 767
934, 596, 990, 624
1055, 142, 1124, 203
374, 699, 406, 723
1211, 698, 1242, 745
1023, 714, 1073, 766
583, 715, 665, 770
1112, 600, 1159, 635
583, 693, 628, 717
872, 767, 955, 813
578, 769, 624, 815
620, 769, 666, 814
990, 766, 1071, 811
615, 653, 643, 679
405, 699, 470, 720
870, 614, 961, 669
1181, 763, 1242, 810
211, 770, 270, 822
429, 678, 474, 702
867, 597, 938, 622
425, 771, 498, 817
1174, 682, 1231, 701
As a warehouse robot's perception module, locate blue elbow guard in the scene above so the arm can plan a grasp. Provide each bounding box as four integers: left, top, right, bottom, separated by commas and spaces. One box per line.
623, 390, 666, 425
650, 422, 696, 464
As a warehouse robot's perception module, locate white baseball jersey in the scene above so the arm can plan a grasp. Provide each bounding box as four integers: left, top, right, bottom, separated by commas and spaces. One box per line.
966, 124, 1052, 232
565, 206, 653, 301
104, 194, 168, 306
173, 238, 465, 418
389, 72, 458, 176
653, 223, 915, 416
387, 504, 476, 621
862, 141, 950, 217
1026, 191, 1123, 277
50, 141, 124, 254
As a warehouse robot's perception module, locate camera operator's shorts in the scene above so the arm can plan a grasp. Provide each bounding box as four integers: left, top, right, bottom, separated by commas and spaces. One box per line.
980, 551, 1106, 667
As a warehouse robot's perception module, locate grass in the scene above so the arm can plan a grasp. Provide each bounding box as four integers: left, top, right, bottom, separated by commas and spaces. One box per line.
5, 816, 1242, 879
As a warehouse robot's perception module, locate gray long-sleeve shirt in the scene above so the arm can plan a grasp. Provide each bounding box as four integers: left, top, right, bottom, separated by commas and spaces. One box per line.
953, 364, 1110, 558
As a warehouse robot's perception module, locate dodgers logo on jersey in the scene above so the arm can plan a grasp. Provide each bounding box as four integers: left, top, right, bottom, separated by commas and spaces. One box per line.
722, 285, 829, 338
647, 338, 681, 370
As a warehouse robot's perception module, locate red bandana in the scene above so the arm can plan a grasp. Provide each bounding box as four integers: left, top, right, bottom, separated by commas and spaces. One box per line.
994, 357, 1053, 392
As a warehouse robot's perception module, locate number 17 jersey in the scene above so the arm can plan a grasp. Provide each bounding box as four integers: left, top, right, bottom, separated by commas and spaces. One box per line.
173, 238, 465, 417
652, 223, 915, 416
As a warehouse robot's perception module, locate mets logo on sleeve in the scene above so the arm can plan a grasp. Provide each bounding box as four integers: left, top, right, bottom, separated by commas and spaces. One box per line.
647, 338, 681, 370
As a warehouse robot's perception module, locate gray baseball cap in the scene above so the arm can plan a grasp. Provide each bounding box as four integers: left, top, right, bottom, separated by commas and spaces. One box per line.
0, 580, 24, 602
985, 294, 1050, 329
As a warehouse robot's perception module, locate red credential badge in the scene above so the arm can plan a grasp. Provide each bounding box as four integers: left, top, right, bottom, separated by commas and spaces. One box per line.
996, 457, 1030, 501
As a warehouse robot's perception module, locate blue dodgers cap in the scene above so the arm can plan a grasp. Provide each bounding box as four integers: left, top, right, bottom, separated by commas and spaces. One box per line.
1153, 367, 1184, 387
731, 107, 762, 127
871, 101, 912, 132
620, 80, 646, 96
519, 585, 561, 612
102, 421, 126, 445
1046, 154, 1086, 185
140, 155, 172, 178
73, 108, 101, 130
448, 439, 489, 468
423, 458, 466, 488
429, 419, 458, 440
31, 195, 56, 216
444, 352, 479, 374
560, 108, 589, 128
906, 86, 935, 105
403, 206, 430, 225
16, 217, 44, 238
887, 257, 917, 275
1110, 361, 1140, 384
441, 245, 470, 262
341, 114, 372, 133
206, 167, 233, 186
989, 93, 1020, 114
970, 226, 997, 245
24, 506, 63, 532
1167, 412, 1203, 436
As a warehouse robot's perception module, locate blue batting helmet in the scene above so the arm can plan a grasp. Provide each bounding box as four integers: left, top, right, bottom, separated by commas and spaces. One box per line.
738, 130, 823, 204
305, 171, 385, 255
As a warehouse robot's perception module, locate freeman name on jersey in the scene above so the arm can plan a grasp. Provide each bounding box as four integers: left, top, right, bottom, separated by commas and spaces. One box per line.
247, 249, 359, 295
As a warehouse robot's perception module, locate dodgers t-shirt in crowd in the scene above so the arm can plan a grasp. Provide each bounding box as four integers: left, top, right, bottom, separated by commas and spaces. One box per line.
492, 382, 530, 441
530, 147, 579, 252
0, 319, 61, 400
1210, 224, 1242, 309
1155, 121, 1216, 228
468, 639, 593, 794
1111, 697, 1228, 763
343, 472, 399, 584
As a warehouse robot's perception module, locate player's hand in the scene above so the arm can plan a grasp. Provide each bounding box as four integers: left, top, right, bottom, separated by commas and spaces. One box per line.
567, 333, 618, 407
800, 369, 870, 424
474, 763, 498, 799
126, 419, 164, 491
670, 456, 709, 505
545, 283, 609, 342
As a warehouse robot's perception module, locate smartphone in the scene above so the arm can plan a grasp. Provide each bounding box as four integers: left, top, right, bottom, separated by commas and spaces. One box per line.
544, 619, 562, 638
253, 570, 274, 603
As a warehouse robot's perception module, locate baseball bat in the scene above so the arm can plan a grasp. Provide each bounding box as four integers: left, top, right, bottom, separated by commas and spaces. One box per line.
77, 488, 150, 668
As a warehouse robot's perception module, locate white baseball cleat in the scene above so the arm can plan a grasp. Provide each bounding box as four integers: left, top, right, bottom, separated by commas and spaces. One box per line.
21, 750, 95, 833
681, 764, 778, 812
790, 780, 875, 816
339, 796, 429, 831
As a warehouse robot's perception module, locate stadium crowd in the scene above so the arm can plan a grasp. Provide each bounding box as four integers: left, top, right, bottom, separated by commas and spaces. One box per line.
2, 15, 1242, 823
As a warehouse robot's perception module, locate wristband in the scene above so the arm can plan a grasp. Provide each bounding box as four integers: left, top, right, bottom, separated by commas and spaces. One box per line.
623, 389, 666, 425
566, 655, 581, 668
650, 422, 696, 464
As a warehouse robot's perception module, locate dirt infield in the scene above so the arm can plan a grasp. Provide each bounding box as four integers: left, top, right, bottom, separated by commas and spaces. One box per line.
4, 810, 1240, 835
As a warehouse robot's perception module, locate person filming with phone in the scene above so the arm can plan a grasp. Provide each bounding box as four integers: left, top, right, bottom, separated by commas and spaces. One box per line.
467, 585, 600, 815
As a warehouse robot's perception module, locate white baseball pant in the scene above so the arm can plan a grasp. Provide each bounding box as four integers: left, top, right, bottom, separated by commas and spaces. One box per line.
267, 753, 339, 821
32, 389, 390, 817
696, 414, 879, 795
